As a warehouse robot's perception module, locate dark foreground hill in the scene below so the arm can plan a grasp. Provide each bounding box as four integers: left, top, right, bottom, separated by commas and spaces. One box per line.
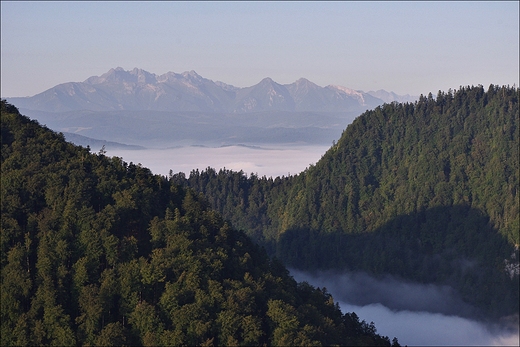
177, 85, 520, 322
0, 100, 399, 346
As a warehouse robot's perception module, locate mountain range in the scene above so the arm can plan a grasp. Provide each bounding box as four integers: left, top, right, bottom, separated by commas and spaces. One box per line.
6, 67, 417, 114
4, 68, 418, 147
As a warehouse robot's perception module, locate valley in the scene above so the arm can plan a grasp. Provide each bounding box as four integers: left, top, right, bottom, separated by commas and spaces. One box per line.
3, 1, 518, 345
104, 144, 330, 179
1, 83, 518, 346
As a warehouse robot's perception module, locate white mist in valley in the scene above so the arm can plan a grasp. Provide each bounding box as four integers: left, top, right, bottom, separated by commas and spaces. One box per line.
103, 145, 519, 346
105, 144, 330, 178
290, 269, 520, 346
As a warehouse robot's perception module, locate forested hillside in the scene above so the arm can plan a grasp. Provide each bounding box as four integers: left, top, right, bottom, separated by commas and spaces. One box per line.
178, 85, 519, 320
0, 100, 399, 346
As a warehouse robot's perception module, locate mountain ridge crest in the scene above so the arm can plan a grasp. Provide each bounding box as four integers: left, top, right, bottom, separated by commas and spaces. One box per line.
6, 67, 418, 113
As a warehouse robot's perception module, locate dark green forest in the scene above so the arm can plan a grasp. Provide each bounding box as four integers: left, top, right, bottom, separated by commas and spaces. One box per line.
175, 85, 519, 321
1, 100, 399, 346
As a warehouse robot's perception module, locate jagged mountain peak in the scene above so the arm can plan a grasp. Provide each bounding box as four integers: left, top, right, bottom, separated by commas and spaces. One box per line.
181, 70, 202, 78
85, 67, 157, 85
180, 70, 205, 85
258, 77, 276, 85
130, 67, 157, 84
325, 85, 367, 106
327, 85, 363, 97
6, 67, 418, 113
288, 78, 321, 93
156, 71, 182, 83
253, 77, 289, 93
239, 77, 285, 96
294, 77, 314, 85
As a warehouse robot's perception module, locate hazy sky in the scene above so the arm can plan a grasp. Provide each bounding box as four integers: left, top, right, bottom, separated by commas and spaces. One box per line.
1, 1, 519, 97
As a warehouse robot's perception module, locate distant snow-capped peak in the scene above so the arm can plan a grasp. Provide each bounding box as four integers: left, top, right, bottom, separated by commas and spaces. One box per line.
181, 70, 204, 84
328, 85, 364, 97
327, 85, 366, 104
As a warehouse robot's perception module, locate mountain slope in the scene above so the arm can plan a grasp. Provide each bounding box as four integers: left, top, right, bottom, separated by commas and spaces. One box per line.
0, 100, 399, 346
178, 85, 520, 321
6, 68, 237, 113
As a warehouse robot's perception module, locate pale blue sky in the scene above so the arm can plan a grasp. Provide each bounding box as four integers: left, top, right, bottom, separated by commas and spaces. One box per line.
1, 1, 518, 97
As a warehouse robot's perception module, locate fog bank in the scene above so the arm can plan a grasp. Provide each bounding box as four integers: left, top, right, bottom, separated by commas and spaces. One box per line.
106, 144, 329, 178
291, 269, 478, 318
290, 269, 519, 346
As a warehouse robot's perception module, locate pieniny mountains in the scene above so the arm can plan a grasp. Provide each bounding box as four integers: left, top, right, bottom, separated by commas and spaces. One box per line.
6, 67, 417, 147
1, 100, 402, 346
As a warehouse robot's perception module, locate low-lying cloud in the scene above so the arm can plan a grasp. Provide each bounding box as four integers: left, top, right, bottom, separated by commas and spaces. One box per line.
106, 144, 329, 178
290, 269, 519, 346
291, 268, 478, 318
337, 301, 519, 346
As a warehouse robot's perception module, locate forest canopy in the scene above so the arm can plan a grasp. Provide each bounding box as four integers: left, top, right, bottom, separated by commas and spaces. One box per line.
0, 100, 399, 346
176, 85, 520, 321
